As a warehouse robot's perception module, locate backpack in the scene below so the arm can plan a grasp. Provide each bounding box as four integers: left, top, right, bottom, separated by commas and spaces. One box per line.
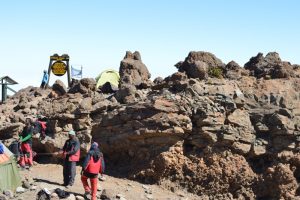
36, 189, 51, 200
33, 121, 47, 135
54, 188, 70, 199
100, 153, 105, 174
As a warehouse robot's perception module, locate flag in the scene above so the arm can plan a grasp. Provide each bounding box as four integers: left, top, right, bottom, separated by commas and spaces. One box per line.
71, 66, 82, 78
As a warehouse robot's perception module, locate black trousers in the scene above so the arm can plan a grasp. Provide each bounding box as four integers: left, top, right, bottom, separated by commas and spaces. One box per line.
63, 160, 76, 186
40, 82, 46, 89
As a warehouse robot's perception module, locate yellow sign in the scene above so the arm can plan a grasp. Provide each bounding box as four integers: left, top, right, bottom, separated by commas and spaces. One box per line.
51, 61, 67, 76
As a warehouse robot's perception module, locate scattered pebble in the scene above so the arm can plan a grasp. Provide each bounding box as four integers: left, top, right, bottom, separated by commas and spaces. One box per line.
30, 185, 38, 191
75, 195, 84, 200
116, 193, 127, 200
3, 190, 14, 198
142, 185, 149, 190
0, 195, 8, 200
99, 175, 107, 181
145, 194, 154, 200
51, 193, 58, 198
145, 189, 152, 194
22, 181, 31, 189
177, 191, 185, 197
66, 193, 76, 200
16, 187, 25, 194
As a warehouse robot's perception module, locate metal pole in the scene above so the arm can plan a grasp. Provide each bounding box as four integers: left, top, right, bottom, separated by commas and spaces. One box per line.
47, 58, 52, 86
67, 60, 71, 88
2, 83, 7, 102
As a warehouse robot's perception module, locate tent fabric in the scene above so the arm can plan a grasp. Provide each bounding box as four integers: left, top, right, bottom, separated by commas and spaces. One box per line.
0, 143, 21, 192
95, 69, 120, 89
0, 157, 22, 192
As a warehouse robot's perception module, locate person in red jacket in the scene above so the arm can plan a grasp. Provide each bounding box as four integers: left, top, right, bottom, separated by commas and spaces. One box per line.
81, 142, 104, 200
59, 130, 80, 187
19, 118, 34, 169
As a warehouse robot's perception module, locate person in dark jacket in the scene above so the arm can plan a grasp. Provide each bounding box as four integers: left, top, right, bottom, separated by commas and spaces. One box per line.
81, 142, 104, 200
59, 130, 80, 187
19, 118, 34, 169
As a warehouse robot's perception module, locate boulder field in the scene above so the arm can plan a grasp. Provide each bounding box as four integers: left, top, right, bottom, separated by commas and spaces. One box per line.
1, 51, 300, 199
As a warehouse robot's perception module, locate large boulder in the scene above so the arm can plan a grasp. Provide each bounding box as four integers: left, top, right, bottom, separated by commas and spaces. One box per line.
176, 51, 225, 79
69, 78, 96, 94
224, 61, 249, 80
119, 51, 152, 88
52, 80, 67, 95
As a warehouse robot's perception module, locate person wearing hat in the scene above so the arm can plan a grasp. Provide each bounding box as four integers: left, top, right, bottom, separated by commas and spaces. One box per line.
81, 142, 105, 200
40, 70, 49, 89
59, 130, 80, 187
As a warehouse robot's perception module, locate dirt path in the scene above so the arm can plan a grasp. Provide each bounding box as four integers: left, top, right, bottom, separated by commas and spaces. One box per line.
18, 164, 199, 200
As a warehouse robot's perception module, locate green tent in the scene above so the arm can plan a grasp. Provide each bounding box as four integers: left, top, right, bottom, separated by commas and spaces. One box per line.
0, 143, 21, 192
95, 69, 120, 89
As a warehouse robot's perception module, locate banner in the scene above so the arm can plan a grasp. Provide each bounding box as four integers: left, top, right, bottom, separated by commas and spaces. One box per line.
71, 66, 82, 78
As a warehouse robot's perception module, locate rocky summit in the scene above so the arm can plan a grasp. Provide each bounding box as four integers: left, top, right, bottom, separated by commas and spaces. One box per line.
1, 51, 300, 199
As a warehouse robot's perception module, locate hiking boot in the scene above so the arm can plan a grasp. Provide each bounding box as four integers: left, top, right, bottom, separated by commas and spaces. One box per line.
83, 191, 91, 199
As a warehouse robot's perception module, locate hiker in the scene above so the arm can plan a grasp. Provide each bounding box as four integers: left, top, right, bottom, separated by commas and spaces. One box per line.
19, 118, 34, 169
33, 116, 48, 139
58, 130, 80, 187
81, 142, 105, 200
40, 70, 49, 89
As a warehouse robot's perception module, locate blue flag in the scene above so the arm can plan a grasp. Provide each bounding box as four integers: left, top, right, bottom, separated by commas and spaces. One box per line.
71, 66, 82, 78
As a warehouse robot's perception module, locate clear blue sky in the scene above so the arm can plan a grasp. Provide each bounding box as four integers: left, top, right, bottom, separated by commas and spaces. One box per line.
1, 0, 300, 94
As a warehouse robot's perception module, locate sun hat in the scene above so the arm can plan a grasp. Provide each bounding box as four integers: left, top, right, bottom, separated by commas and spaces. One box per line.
68, 130, 76, 136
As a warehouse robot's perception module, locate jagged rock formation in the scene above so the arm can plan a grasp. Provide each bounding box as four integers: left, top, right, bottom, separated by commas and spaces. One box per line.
245, 52, 300, 79
1, 51, 300, 199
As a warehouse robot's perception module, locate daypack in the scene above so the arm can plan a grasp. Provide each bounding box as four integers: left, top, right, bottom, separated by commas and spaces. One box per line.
36, 189, 51, 200
34, 121, 47, 135
8, 141, 20, 157
100, 153, 105, 174
54, 188, 70, 198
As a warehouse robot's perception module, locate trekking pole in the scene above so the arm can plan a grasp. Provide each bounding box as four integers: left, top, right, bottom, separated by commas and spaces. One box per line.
35, 152, 59, 156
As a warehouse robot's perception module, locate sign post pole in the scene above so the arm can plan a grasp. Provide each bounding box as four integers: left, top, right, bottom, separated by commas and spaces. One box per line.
66, 59, 71, 87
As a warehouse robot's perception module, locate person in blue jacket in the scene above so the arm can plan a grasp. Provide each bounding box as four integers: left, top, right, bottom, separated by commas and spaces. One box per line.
40, 70, 49, 89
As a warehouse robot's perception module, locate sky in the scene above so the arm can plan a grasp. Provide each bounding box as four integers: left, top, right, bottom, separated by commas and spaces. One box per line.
1, 0, 300, 96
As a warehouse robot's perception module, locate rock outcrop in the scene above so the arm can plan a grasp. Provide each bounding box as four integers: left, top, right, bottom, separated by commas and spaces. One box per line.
175, 51, 225, 79
245, 52, 300, 79
1, 51, 300, 199
119, 51, 152, 88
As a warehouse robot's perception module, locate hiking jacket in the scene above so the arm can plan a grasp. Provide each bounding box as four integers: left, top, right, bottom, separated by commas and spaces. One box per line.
63, 138, 80, 162
82, 149, 103, 175
20, 126, 33, 144
42, 73, 49, 83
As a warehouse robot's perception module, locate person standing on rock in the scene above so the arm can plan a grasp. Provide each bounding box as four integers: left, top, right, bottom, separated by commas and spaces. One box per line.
59, 130, 80, 187
40, 70, 49, 89
19, 118, 34, 169
81, 142, 104, 200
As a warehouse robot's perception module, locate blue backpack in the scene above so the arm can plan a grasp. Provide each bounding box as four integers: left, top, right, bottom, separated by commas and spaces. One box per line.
0, 143, 4, 154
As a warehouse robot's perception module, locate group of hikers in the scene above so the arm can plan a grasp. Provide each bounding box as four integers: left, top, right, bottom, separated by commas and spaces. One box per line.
17, 117, 104, 200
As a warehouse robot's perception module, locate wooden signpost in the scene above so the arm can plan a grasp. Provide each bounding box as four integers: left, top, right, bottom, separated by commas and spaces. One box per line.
47, 54, 71, 87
